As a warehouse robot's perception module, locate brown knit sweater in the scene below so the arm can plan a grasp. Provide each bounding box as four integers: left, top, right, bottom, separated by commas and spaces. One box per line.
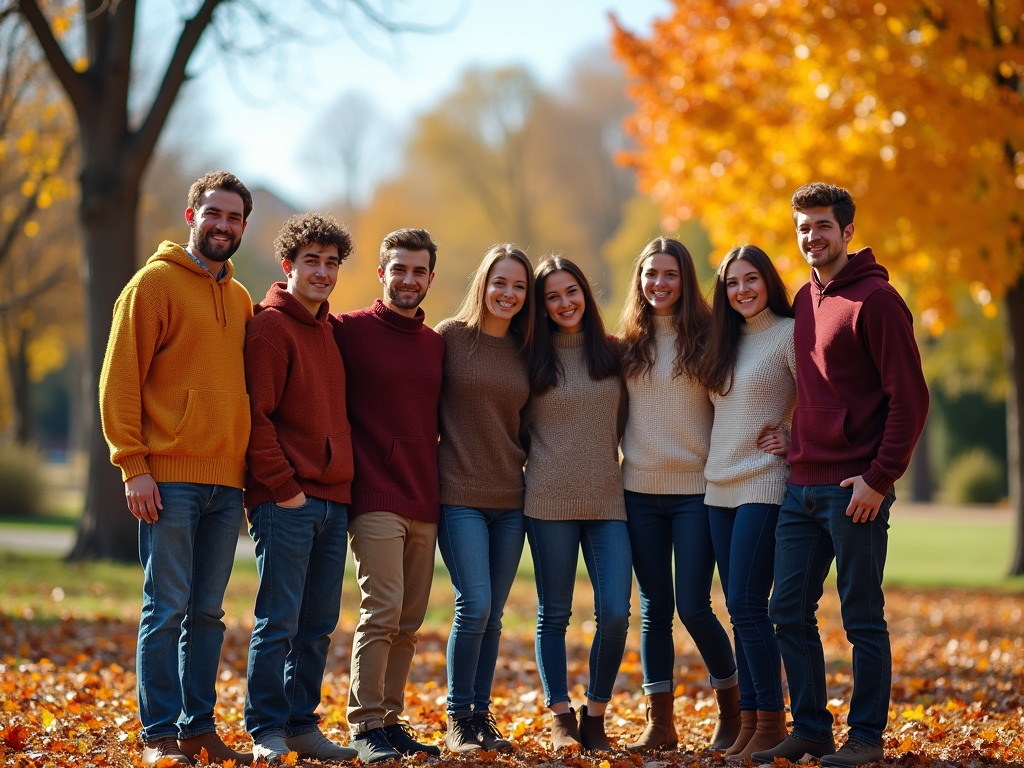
523, 331, 626, 521
436, 319, 530, 509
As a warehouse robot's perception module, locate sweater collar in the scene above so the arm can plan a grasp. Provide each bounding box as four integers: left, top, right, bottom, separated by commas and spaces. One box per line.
552, 330, 586, 348
371, 297, 426, 332
652, 315, 676, 336
255, 282, 327, 326
742, 308, 783, 335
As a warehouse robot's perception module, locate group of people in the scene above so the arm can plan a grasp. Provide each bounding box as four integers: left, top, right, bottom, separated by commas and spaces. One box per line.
99, 172, 928, 767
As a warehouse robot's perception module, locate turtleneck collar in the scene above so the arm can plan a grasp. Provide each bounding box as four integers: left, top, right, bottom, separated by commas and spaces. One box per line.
741, 308, 783, 335
652, 314, 677, 335
552, 330, 586, 348
371, 297, 426, 332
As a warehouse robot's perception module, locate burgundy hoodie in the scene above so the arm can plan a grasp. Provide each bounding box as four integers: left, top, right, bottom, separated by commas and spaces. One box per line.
243, 282, 354, 508
787, 248, 928, 495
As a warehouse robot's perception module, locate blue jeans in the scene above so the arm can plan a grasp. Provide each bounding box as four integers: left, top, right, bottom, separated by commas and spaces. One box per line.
770, 484, 895, 745
437, 505, 525, 719
708, 503, 784, 711
245, 497, 348, 739
137, 482, 242, 741
624, 491, 737, 693
526, 517, 632, 706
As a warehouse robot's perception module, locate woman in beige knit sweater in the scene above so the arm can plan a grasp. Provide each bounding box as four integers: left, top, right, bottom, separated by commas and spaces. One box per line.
523, 255, 630, 753
699, 245, 796, 760
618, 237, 740, 753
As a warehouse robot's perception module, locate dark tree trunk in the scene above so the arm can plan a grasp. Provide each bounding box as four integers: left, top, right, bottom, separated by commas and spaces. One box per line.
1005, 277, 1024, 576
7, 326, 33, 445
908, 416, 933, 502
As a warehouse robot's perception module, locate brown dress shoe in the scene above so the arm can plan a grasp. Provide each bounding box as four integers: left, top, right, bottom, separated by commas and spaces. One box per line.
178, 731, 252, 765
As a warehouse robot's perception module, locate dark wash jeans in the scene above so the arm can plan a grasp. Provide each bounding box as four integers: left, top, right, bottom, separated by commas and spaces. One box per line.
245, 496, 348, 739
708, 503, 784, 711
525, 517, 632, 706
624, 491, 737, 693
437, 505, 526, 719
137, 482, 242, 742
770, 483, 895, 746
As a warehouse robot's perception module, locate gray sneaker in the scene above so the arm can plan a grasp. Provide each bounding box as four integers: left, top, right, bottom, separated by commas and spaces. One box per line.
252, 731, 291, 764
285, 729, 357, 762
820, 738, 884, 767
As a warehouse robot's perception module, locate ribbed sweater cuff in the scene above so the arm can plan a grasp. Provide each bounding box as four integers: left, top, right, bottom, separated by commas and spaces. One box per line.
117, 454, 151, 481
148, 454, 246, 489
270, 477, 303, 503
861, 466, 895, 496
622, 469, 706, 496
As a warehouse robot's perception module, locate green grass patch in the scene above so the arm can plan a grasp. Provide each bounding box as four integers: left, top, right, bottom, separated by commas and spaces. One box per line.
885, 519, 1023, 589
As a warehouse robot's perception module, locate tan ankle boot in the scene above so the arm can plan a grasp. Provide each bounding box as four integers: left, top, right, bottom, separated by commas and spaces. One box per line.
708, 684, 741, 751
728, 710, 788, 761
578, 705, 612, 752
723, 709, 757, 756
550, 708, 581, 751
626, 692, 678, 751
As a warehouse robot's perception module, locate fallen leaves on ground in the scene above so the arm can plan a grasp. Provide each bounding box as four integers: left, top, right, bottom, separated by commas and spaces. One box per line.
2, 587, 1023, 767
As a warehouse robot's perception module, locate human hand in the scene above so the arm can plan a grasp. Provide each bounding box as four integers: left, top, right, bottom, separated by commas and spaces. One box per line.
840, 475, 884, 523
756, 423, 790, 456
277, 491, 307, 508
125, 474, 162, 523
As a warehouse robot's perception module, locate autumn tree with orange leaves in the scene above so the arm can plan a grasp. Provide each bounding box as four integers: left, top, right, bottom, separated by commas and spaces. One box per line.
611, 0, 1024, 573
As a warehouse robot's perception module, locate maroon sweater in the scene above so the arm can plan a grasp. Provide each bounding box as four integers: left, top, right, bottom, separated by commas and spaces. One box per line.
332, 299, 445, 522
788, 248, 928, 495
244, 283, 354, 508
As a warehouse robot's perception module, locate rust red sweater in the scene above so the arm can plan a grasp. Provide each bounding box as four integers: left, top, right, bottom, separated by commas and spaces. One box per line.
332, 299, 445, 522
787, 248, 928, 495
244, 283, 354, 508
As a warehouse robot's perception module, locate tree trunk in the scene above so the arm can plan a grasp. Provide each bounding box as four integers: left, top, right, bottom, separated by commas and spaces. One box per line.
1005, 277, 1024, 576
68, 176, 141, 562
908, 415, 933, 502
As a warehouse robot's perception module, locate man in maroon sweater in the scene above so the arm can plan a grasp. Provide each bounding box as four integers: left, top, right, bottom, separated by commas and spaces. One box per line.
332, 228, 445, 764
243, 213, 357, 764
752, 184, 928, 768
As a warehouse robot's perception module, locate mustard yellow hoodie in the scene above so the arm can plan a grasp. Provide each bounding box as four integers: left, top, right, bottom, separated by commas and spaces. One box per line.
99, 241, 254, 487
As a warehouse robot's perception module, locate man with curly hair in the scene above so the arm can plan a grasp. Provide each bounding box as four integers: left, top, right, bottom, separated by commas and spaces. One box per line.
243, 212, 358, 764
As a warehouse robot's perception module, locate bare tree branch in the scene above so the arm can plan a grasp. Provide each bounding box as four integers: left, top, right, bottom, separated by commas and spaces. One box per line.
17, 0, 87, 111
0, 263, 68, 313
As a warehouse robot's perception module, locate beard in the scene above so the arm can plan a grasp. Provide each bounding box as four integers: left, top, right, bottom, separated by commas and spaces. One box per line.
802, 238, 844, 269
386, 283, 428, 310
193, 225, 241, 263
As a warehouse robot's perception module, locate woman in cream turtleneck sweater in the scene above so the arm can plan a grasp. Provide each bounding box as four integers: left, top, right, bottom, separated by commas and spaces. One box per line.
699, 245, 796, 761
618, 238, 740, 754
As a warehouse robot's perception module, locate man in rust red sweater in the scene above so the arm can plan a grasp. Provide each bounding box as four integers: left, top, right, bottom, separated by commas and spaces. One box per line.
332, 228, 445, 764
243, 213, 357, 764
752, 184, 928, 768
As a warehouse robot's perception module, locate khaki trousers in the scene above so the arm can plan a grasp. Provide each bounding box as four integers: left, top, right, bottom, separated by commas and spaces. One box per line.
346, 510, 437, 732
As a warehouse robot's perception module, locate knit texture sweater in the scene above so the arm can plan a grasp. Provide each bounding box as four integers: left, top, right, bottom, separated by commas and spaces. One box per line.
523, 332, 626, 521
621, 315, 713, 495
436, 319, 529, 509
788, 248, 929, 495
244, 283, 354, 509
332, 299, 445, 522
99, 241, 253, 487
704, 309, 796, 507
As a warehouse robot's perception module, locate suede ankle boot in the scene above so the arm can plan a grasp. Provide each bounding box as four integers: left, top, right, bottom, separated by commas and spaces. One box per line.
708, 684, 742, 751
729, 710, 788, 761
550, 708, 581, 751
578, 705, 612, 752
626, 692, 678, 751
723, 710, 757, 756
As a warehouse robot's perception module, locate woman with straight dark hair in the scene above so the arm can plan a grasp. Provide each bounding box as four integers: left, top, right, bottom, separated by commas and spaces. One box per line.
523, 255, 630, 753
436, 243, 535, 754
699, 244, 795, 760
618, 237, 740, 753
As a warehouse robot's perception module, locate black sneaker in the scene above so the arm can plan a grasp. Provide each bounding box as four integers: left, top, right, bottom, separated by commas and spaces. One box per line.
351, 727, 401, 764
382, 722, 442, 756
751, 732, 837, 764
820, 738, 884, 767
444, 716, 482, 754
472, 710, 513, 752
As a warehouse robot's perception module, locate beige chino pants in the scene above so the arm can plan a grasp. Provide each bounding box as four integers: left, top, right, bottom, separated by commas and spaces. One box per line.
346, 510, 437, 733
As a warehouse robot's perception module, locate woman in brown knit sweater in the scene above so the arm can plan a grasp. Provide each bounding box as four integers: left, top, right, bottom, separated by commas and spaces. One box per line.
523, 255, 630, 753
436, 244, 535, 755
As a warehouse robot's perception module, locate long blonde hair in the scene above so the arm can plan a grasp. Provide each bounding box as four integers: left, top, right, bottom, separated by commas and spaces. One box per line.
451, 242, 535, 354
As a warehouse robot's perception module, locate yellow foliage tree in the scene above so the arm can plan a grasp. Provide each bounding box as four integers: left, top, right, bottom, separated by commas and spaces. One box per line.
611, 0, 1024, 572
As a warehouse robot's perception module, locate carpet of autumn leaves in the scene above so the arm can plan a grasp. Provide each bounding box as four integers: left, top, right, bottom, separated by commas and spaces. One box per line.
2, 568, 1023, 768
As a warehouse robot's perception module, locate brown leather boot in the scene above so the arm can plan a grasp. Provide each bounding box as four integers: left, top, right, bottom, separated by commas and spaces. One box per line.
723, 709, 757, 756
626, 692, 678, 751
578, 705, 612, 752
728, 710, 788, 761
708, 684, 741, 751
550, 708, 582, 751
178, 731, 252, 765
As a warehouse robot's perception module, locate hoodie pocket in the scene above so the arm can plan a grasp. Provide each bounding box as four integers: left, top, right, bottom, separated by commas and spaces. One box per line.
792, 406, 851, 457
171, 389, 251, 460
384, 437, 439, 505
321, 431, 355, 485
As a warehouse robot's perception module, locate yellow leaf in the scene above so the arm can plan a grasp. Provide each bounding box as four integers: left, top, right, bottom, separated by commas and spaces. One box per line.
282, 751, 298, 766
40, 708, 55, 730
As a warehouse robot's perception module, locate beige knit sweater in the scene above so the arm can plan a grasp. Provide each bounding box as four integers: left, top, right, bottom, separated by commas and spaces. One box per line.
621, 315, 714, 495
704, 309, 797, 507
436, 319, 530, 509
523, 331, 626, 521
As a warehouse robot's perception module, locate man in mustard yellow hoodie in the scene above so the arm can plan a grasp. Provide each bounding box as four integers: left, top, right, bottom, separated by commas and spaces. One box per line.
99, 171, 255, 767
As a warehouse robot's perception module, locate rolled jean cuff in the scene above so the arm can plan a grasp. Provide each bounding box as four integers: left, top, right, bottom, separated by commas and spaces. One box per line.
642, 679, 674, 695
177, 724, 217, 740
448, 706, 473, 720
350, 719, 384, 735
710, 671, 739, 689
545, 694, 571, 708
584, 690, 613, 704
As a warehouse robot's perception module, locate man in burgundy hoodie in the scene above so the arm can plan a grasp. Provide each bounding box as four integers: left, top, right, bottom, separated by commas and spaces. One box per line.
333, 228, 445, 764
243, 213, 357, 764
752, 184, 928, 768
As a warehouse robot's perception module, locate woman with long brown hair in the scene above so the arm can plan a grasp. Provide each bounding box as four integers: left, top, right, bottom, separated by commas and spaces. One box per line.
699, 244, 795, 760
523, 255, 630, 753
436, 243, 535, 754
618, 237, 740, 753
